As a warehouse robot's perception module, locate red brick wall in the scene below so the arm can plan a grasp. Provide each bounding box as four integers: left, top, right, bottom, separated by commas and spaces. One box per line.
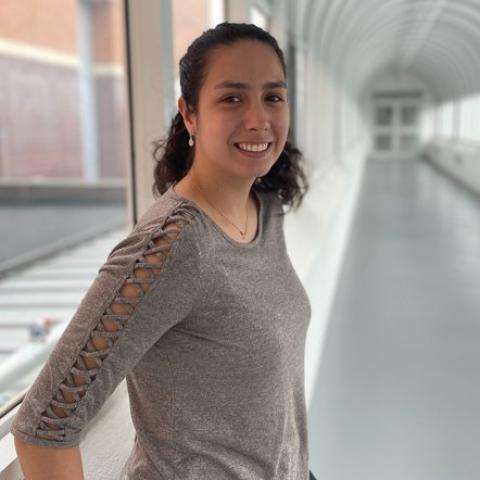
172, 0, 210, 80
0, 0, 78, 54
0, 0, 211, 180
0, 0, 128, 179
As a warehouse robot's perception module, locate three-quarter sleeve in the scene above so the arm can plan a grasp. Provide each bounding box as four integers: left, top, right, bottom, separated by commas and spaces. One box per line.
10, 203, 203, 448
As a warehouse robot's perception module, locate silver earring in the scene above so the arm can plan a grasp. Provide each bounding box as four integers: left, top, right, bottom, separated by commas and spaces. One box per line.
188, 133, 194, 147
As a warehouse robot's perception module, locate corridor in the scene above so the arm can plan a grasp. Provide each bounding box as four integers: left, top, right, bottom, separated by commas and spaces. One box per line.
2, 1, 480, 478
308, 156, 480, 479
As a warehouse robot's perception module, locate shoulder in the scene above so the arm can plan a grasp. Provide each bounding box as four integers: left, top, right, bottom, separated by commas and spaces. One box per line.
101, 198, 203, 277
134, 190, 201, 235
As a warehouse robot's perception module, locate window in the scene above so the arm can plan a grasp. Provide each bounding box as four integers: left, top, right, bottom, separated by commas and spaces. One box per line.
400, 134, 418, 150
375, 106, 393, 126
172, 0, 222, 101
375, 134, 392, 151
401, 106, 418, 126
250, 5, 270, 30
438, 102, 454, 137
0, 0, 129, 415
459, 95, 480, 142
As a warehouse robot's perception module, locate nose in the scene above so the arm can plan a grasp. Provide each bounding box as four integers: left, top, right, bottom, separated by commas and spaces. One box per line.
244, 98, 270, 131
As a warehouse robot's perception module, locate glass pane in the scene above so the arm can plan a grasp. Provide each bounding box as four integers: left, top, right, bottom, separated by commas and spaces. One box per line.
0, 0, 129, 413
439, 101, 454, 136
375, 106, 393, 126
172, 0, 219, 100
400, 134, 418, 150
375, 134, 392, 151
251, 6, 270, 30
401, 106, 418, 126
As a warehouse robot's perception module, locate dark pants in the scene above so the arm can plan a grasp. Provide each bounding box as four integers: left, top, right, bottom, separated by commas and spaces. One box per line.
309, 470, 317, 480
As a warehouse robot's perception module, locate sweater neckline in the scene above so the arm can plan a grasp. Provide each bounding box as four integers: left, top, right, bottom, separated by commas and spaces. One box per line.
167, 183, 263, 249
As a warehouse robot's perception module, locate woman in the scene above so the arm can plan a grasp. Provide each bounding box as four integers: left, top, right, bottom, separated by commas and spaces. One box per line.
11, 22, 316, 480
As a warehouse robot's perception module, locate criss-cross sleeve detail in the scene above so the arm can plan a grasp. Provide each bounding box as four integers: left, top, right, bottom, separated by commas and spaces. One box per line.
10, 203, 203, 448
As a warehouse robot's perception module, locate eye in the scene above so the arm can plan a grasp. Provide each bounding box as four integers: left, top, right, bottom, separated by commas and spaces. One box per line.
267, 95, 284, 102
222, 96, 241, 103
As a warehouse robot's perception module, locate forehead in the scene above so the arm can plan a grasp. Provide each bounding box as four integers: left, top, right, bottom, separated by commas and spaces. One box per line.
203, 40, 285, 88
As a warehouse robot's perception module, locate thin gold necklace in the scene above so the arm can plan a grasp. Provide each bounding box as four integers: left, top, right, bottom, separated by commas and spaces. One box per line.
192, 177, 249, 240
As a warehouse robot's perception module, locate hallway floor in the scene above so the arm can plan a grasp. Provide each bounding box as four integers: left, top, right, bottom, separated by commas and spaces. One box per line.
308, 156, 480, 480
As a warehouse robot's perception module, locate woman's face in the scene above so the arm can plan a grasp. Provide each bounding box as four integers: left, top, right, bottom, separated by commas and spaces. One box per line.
182, 40, 290, 182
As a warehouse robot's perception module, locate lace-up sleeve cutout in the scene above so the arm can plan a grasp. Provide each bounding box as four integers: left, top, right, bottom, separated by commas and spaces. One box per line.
10, 202, 202, 447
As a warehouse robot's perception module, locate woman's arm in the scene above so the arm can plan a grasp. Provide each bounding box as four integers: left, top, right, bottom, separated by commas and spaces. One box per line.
14, 437, 84, 480
10, 204, 202, 475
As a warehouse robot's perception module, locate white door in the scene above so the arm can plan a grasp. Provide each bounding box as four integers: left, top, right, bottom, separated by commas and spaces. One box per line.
372, 97, 421, 158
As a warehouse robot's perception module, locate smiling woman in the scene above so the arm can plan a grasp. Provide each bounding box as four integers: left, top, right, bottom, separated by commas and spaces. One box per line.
171, 37, 292, 230
173, 39, 292, 207
152, 23, 308, 219
10, 22, 313, 480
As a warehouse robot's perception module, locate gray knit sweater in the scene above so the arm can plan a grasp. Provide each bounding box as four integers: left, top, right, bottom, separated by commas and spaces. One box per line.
10, 184, 312, 479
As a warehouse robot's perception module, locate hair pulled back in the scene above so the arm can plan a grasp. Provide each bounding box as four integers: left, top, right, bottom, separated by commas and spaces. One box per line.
152, 22, 309, 212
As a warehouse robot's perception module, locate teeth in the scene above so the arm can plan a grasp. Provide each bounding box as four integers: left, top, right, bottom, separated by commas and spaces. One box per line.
237, 143, 269, 152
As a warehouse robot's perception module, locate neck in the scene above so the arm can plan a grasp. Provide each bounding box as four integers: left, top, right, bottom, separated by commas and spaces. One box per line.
182, 167, 255, 220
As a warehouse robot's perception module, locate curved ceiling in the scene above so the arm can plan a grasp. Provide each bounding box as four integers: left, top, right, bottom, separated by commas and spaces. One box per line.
297, 0, 480, 103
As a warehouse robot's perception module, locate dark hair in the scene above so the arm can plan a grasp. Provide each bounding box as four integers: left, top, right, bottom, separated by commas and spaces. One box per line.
151, 22, 309, 213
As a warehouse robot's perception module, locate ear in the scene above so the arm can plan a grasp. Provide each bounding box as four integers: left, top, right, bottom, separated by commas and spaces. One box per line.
177, 96, 197, 135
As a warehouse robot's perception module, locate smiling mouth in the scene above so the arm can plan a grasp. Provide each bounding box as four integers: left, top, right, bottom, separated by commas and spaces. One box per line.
234, 142, 272, 153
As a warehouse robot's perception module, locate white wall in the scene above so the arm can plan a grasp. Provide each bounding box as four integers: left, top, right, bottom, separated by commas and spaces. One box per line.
422, 93, 480, 198
284, 32, 370, 410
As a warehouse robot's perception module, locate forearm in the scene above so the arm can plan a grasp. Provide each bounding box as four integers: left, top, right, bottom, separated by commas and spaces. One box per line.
14, 437, 85, 480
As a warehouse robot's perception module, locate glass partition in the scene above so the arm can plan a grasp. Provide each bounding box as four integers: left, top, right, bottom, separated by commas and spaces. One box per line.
0, 0, 130, 415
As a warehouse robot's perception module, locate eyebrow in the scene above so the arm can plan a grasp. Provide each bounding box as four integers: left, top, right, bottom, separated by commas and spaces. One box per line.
213, 80, 287, 90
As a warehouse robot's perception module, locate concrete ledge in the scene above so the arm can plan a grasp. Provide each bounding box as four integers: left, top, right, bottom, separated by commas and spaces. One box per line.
284, 141, 369, 410
0, 178, 127, 203
421, 138, 480, 198
0, 216, 126, 278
